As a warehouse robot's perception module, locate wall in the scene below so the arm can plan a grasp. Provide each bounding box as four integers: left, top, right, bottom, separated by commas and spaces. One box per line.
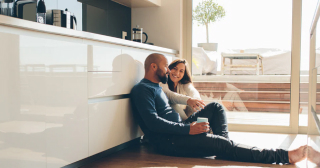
131, 0, 181, 51
82, 0, 131, 40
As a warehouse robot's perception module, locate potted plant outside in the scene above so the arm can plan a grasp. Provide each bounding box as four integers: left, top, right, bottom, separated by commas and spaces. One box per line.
193, 0, 225, 51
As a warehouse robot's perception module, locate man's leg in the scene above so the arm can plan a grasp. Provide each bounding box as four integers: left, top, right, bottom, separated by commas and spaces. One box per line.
153, 133, 290, 164
184, 102, 229, 139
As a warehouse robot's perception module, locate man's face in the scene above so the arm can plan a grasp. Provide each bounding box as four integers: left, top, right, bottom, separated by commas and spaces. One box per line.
156, 57, 170, 84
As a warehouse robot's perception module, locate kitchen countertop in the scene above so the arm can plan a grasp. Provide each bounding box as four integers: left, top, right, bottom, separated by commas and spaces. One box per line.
0, 15, 178, 55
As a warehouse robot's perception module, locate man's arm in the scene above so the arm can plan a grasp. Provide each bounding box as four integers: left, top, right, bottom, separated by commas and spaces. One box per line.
132, 85, 190, 135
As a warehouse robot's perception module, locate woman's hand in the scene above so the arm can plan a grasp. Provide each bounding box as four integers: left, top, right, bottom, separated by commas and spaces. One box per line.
187, 98, 206, 111
189, 121, 210, 135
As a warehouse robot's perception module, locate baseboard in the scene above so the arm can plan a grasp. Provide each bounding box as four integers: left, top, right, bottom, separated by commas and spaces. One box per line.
62, 137, 141, 168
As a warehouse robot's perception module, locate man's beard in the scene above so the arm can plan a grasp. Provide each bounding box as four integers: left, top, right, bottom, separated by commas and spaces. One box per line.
156, 69, 168, 84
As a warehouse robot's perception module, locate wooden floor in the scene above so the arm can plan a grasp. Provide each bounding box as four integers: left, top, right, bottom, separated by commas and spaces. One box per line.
80, 132, 318, 168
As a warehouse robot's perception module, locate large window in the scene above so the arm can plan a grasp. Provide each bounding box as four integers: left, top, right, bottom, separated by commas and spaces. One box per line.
192, 0, 293, 126
299, 0, 319, 127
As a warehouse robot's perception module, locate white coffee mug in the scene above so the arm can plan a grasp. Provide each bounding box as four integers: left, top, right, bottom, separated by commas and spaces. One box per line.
197, 117, 208, 123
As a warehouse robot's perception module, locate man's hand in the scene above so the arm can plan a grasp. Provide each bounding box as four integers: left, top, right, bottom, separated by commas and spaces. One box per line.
187, 98, 206, 111
189, 121, 210, 135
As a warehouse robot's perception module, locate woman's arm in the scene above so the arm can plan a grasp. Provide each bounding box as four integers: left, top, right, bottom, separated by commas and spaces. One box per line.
183, 83, 202, 116
160, 83, 190, 105
171, 104, 188, 120
184, 83, 201, 100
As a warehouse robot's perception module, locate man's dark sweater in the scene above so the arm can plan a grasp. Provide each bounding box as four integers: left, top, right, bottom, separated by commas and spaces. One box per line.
130, 78, 190, 135
131, 79, 290, 164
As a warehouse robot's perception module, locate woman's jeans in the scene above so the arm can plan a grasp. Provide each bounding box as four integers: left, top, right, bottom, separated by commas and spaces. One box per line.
149, 102, 289, 164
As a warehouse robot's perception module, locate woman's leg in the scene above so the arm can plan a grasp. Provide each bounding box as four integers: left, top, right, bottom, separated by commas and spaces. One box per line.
184, 102, 229, 139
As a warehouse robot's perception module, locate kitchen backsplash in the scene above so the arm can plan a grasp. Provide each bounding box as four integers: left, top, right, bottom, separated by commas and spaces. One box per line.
81, 0, 131, 40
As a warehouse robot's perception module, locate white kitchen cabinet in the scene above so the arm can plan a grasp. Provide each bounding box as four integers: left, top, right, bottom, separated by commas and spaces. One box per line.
0, 33, 47, 168
122, 47, 151, 66
40, 36, 88, 168
0, 16, 178, 167
119, 52, 146, 93
122, 47, 151, 76
88, 47, 147, 98
0, 33, 89, 168
88, 72, 122, 98
88, 99, 142, 156
87, 44, 122, 72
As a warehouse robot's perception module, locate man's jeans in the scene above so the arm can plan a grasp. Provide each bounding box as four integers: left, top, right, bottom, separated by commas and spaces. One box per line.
149, 102, 289, 164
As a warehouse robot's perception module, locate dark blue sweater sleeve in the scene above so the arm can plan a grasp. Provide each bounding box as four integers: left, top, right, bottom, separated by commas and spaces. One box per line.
132, 85, 190, 135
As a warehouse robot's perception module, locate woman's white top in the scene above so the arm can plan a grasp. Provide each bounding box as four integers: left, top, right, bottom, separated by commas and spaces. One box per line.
160, 83, 201, 121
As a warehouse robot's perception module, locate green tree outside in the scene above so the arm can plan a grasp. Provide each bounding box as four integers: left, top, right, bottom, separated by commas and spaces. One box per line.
193, 0, 226, 43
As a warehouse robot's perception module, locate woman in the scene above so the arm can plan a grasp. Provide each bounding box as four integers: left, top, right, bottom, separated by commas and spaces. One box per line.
160, 59, 202, 120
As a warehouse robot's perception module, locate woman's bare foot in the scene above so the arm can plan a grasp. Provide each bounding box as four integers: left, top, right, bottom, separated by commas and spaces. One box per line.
307, 146, 320, 166
288, 145, 307, 164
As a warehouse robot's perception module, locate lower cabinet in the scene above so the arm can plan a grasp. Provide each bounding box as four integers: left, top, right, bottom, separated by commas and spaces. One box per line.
0, 29, 176, 168
88, 99, 142, 156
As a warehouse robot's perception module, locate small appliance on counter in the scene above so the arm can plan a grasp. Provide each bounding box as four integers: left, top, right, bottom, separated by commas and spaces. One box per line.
13, 0, 37, 19
1, 0, 15, 16
46, 8, 77, 30
0, 0, 37, 21
36, 0, 45, 23
132, 25, 153, 45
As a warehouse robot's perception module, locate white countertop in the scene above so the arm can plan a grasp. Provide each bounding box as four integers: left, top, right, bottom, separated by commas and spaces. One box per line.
0, 15, 178, 55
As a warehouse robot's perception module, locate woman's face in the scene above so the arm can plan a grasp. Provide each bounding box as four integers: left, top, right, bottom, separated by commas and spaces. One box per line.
170, 63, 186, 84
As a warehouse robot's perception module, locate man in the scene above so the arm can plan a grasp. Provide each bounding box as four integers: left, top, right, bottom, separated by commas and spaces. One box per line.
130, 53, 316, 165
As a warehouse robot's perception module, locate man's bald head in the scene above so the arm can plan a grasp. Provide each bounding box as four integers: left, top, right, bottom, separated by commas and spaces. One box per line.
144, 53, 166, 71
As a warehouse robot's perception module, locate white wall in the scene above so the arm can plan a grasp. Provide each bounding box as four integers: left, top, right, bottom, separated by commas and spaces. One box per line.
131, 0, 181, 51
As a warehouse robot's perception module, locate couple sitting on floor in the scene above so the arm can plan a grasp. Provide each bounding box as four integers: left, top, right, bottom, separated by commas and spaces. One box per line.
130, 53, 320, 165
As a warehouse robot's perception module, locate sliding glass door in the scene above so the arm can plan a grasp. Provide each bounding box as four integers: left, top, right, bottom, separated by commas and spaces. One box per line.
191, 0, 302, 133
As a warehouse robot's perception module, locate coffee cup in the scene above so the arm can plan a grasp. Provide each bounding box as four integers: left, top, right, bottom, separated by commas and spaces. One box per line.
197, 117, 208, 123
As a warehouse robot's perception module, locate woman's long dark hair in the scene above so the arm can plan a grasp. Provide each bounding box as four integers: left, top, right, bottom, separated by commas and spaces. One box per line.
167, 59, 193, 92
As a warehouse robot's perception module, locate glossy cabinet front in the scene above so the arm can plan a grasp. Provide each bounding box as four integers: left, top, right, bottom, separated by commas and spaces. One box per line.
0, 32, 47, 168
87, 42, 151, 98
88, 99, 142, 156
0, 32, 88, 168
0, 29, 176, 168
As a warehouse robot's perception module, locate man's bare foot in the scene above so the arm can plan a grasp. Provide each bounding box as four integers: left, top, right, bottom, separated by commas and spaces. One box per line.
288, 145, 307, 164
307, 146, 320, 166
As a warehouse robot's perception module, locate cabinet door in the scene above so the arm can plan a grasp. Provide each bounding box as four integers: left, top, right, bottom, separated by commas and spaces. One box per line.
0, 33, 47, 168
87, 44, 122, 72
41, 35, 88, 168
121, 47, 152, 93
88, 71, 124, 98
88, 99, 142, 156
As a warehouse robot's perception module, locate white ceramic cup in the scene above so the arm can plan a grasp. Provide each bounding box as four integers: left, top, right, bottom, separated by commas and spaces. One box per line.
197, 117, 208, 123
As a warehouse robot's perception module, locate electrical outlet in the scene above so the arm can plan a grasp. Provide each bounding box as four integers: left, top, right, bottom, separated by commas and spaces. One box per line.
122, 31, 127, 39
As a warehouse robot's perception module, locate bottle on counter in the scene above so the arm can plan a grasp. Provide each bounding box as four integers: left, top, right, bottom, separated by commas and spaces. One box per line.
36, 0, 46, 24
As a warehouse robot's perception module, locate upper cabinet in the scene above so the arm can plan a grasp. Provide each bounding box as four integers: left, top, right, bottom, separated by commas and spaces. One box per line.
111, 0, 161, 8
